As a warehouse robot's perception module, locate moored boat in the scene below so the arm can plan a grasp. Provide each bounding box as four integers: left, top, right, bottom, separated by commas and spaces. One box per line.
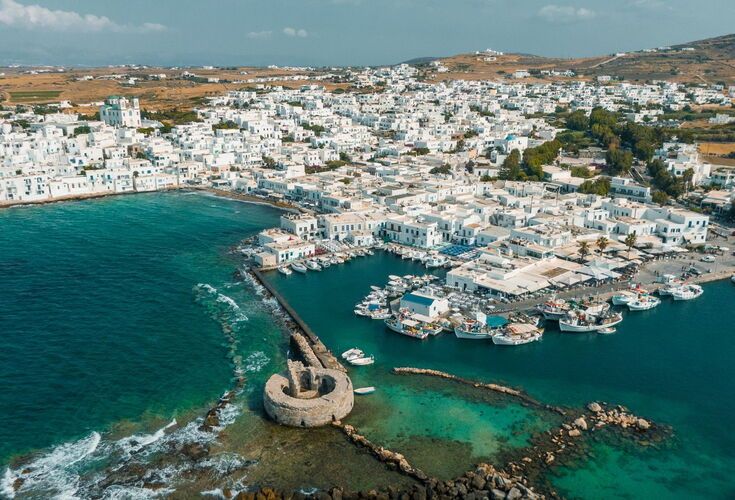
349, 356, 375, 366
672, 284, 703, 301
354, 387, 376, 395
598, 327, 616, 334
628, 295, 661, 311
291, 262, 308, 274
537, 298, 571, 320
492, 323, 543, 345
278, 266, 292, 276
341, 348, 364, 360
385, 317, 430, 340
611, 291, 636, 306
305, 260, 322, 271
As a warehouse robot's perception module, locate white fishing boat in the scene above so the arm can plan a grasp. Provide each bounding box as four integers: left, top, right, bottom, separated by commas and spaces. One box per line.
672, 284, 703, 301
354, 387, 376, 395
454, 313, 500, 340
341, 348, 364, 360
537, 298, 571, 320
291, 262, 308, 274
278, 266, 293, 276
492, 323, 543, 345
559, 310, 623, 333
305, 260, 322, 271
354, 307, 370, 317
658, 284, 682, 297
349, 356, 375, 366
385, 317, 430, 340
628, 295, 661, 311
611, 291, 636, 306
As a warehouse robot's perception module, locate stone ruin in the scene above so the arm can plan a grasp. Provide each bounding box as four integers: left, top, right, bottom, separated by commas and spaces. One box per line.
263, 360, 353, 427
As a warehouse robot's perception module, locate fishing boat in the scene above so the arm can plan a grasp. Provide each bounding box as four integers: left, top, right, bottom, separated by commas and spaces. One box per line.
559, 310, 623, 333
305, 260, 322, 271
658, 284, 683, 297
354, 387, 376, 395
278, 266, 292, 276
672, 284, 703, 301
537, 298, 571, 320
341, 348, 364, 360
611, 291, 636, 306
454, 313, 508, 340
291, 262, 308, 274
628, 295, 661, 311
421, 322, 444, 336
349, 356, 375, 366
385, 317, 430, 340
492, 323, 543, 345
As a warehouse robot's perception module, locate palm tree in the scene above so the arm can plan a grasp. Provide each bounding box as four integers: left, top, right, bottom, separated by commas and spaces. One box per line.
596, 236, 609, 256
624, 233, 637, 259
577, 241, 591, 262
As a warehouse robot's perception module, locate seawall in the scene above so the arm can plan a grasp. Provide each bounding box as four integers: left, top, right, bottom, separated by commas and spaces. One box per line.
250, 268, 344, 372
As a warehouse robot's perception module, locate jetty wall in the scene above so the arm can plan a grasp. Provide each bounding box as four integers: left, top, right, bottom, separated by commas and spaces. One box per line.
250, 268, 344, 372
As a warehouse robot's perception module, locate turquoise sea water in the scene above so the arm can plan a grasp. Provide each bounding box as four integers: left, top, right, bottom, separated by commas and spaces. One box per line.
266, 255, 735, 499
2, 193, 734, 498
0, 192, 284, 466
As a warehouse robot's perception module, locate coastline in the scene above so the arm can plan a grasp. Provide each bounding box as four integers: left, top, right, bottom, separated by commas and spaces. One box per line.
0, 186, 303, 213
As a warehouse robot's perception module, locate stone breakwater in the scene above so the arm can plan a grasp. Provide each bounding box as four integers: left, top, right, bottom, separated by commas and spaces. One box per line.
230, 462, 544, 500
504, 401, 665, 487
392, 367, 567, 416
249, 268, 344, 372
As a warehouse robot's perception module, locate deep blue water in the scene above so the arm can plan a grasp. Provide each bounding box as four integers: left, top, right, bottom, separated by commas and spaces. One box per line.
0, 192, 283, 464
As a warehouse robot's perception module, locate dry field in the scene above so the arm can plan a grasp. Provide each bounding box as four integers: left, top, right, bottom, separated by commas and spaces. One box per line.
0, 67, 345, 112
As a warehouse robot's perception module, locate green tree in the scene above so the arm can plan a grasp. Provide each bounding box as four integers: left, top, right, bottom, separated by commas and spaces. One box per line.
624, 233, 638, 258
651, 190, 670, 205
577, 241, 591, 261
605, 148, 633, 175
566, 110, 589, 131
499, 149, 522, 180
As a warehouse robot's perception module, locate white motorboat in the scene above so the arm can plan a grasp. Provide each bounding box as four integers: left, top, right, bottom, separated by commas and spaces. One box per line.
341, 348, 364, 360
672, 284, 703, 301
349, 356, 375, 366
305, 260, 322, 271
354, 387, 376, 395
598, 327, 616, 335
278, 266, 293, 276
354, 307, 370, 317
492, 323, 543, 345
731, 274, 735, 284
291, 262, 308, 274
628, 296, 661, 311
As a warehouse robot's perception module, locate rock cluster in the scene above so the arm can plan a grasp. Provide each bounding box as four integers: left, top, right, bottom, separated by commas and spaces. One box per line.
507, 401, 661, 479
231, 464, 542, 500
199, 390, 237, 433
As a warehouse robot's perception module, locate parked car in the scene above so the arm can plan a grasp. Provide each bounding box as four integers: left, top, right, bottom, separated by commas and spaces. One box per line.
700, 255, 716, 263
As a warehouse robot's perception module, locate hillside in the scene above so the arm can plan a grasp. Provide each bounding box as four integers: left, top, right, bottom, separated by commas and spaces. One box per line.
432, 34, 735, 85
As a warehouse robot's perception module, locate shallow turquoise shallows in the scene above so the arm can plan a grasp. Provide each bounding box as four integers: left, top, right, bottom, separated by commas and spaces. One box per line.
0, 192, 284, 463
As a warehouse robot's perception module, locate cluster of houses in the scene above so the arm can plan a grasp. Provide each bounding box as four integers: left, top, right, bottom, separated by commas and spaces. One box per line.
1, 67, 733, 297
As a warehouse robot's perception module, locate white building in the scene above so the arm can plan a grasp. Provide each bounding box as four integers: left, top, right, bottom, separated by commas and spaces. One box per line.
99, 96, 142, 128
